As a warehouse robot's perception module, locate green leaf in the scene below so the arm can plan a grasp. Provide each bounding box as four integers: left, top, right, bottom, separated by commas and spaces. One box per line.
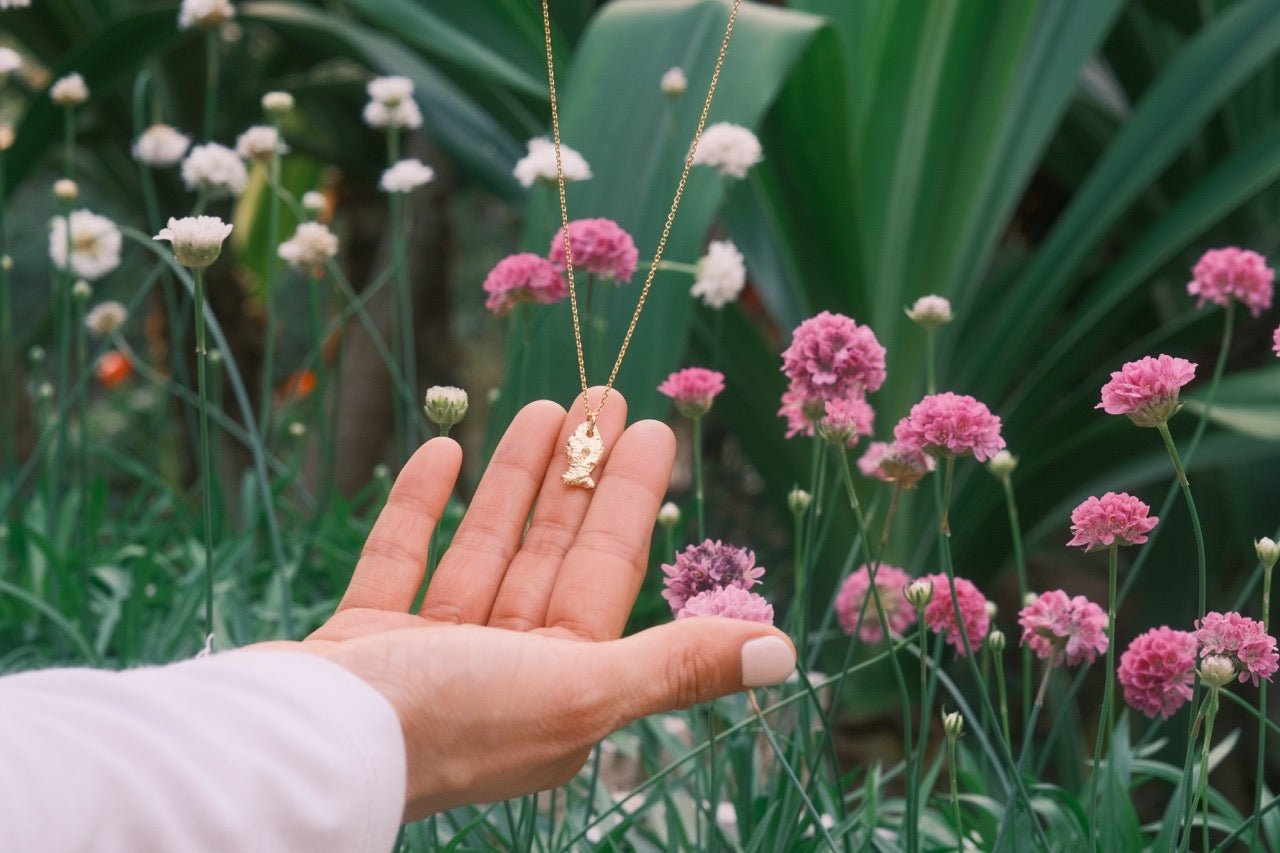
1094, 715, 1143, 851
1183, 365, 1280, 441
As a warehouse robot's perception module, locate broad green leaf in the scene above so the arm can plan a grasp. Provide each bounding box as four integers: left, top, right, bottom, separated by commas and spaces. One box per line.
1183, 365, 1280, 441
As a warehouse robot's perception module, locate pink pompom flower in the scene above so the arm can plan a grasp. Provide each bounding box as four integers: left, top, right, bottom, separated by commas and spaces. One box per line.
817, 397, 875, 448
835, 564, 916, 643
1066, 491, 1159, 552
1187, 247, 1275, 318
858, 440, 935, 489
1194, 611, 1279, 686
1117, 626, 1198, 719
1017, 589, 1109, 667
548, 217, 639, 282
857, 441, 892, 479
922, 573, 990, 656
661, 539, 765, 615
893, 392, 1005, 462
678, 586, 774, 624
658, 367, 725, 419
1273, 325, 1280, 358
1097, 354, 1196, 428
778, 387, 820, 438
781, 311, 886, 405
482, 253, 568, 315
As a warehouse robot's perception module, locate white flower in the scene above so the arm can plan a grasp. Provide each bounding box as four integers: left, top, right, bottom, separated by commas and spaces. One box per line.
362, 99, 422, 130
380, 158, 434, 193
53, 179, 78, 201
367, 76, 414, 106
261, 91, 294, 117
178, 0, 235, 30
277, 222, 338, 270
301, 191, 326, 215
132, 124, 191, 168
0, 0, 32, 8
691, 122, 762, 179
660, 67, 687, 96
424, 385, 468, 430
181, 143, 248, 197
85, 300, 128, 336
154, 215, 233, 269
512, 137, 592, 188
657, 502, 681, 528
0, 47, 22, 77
50, 73, 88, 107
690, 239, 746, 309
905, 294, 952, 329
49, 210, 122, 281
235, 125, 287, 162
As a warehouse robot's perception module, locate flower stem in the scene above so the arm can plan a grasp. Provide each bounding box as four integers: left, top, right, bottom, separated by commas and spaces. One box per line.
75, 297, 90, 631
994, 645, 1012, 752
0, 146, 11, 482
747, 690, 839, 850
947, 732, 963, 851
1180, 688, 1219, 853
202, 31, 218, 142
1253, 562, 1273, 853
1088, 544, 1120, 845
692, 416, 707, 543
939, 455, 955, 537
259, 147, 282, 441
925, 329, 937, 396
656, 260, 698, 274
1000, 473, 1032, 717
193, 268, 216, 643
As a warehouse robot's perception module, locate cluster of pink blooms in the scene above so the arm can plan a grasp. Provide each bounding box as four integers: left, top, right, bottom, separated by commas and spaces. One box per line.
857, 440, 935, 489
658, 367, 725, 419
480, 217, 636, 315
1187, 246, 1274, 317
817, 397, 875, 448
1065, 491, 1159, 552
834, 564, 916, 643
1097, 354, 1197, 428
1194, 611, 1279, 686
1017, 590, 1108, 667
662, 539, 771, 624
778, 312, 885, 441
892, 392, 1005, 462
921, 573, 990, 656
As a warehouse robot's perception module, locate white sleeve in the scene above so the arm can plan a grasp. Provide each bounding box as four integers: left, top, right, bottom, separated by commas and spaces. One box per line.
0, 650, 405, 853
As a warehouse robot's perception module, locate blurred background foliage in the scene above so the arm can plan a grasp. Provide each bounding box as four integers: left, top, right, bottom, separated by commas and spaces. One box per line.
4, 0, 1280, 768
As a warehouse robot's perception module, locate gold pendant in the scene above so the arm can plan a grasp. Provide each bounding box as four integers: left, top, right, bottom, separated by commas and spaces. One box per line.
562, 421, 604, 489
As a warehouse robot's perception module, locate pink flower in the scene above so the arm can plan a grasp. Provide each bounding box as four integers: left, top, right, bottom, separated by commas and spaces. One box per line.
1097, 354, 1197, 428
835, 564, 916, 643
893, 392, 1005, 462
661, 539, 764, 615
922, 573, 990, 656
1273, 325, 1280, 358
858, 440, 935, 488
1117, 626, 1198, 719
858, 442, 892, 479
1187, 247, 1274, 318
1017, 589, 1109, 666
658, 367, 725, 418
482, 253, 567, 315
778, 386, 821, 438
548, 217, 639, 282
1066, 492, 1158, 552
817, 397, 875, 448
678, 586, 774, 624
1194, 611, 1279, 686
781, 312, 886, 405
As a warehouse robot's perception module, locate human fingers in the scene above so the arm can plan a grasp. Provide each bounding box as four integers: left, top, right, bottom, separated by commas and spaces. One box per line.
337, 438, 462, 613
419, 400, 564, 623
488, 388, 628, 631
540, 419, 675, 641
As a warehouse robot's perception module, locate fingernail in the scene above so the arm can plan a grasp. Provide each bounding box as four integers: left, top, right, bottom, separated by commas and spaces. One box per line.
741, 636, 795, 687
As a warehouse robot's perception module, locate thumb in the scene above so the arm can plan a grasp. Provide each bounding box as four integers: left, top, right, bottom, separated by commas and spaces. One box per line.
598, 617, 796, 722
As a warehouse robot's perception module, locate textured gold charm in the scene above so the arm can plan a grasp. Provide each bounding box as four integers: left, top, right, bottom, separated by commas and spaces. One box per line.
562, 421, 604, 489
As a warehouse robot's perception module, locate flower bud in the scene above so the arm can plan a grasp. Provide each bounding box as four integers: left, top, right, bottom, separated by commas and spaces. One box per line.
262, 91, 294, 119
424, 385, 468, 431
50, 73, 88, 107
660, 67, 687, 97
987, 629, 1006, 653
207, 348, 223, 365
985, 600, 998, 620
787, 487, 811, 516
1257, 537, 1280, 571
942, 709, 964, 739
288, 421, 307, 439
904, 578, 933, 610
1023, 592, 1038, 608
302, 191, 326, 215
987, 450, 1017, 479
657, 502, 681, 529
36, 381, 54, 401
1199, 655, 1236, 689
28, 345, 46, 368
905, 295, 953, 330
0, 254, 11, 271
71, 279, 92, 302
54, 179, 78, 201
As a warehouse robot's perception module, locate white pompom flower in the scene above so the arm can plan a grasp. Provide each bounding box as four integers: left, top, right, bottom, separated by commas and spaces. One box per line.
0, 0, 33, 8
181, 143, 248, 198
49, 210, 122, 281
363, 99, 422, 131
235, 125, 288, 162
512, 137, 592, 188
154, 215, 234, 269
691, 122, 762, 179
367, 76, 414, 106
85, 301, 128, 337
660, 67, 687, 96
132, 124, 192, 168
278, 222, 338, 271
380, 159, 435, 194
690, 240, 746, 309
50, 73, 88, 107
179, 0, 235, 30
0, 47, 22, 77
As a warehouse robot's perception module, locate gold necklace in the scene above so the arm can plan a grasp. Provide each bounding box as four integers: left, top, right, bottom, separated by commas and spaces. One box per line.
541, 0, 742, 489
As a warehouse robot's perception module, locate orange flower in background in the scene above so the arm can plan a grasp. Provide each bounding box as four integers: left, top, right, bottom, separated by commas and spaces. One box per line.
96, 351, 133, 388
278, 369, 316, 402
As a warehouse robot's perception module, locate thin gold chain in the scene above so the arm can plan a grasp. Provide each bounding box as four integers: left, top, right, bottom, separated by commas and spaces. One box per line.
541, 0, 742, 433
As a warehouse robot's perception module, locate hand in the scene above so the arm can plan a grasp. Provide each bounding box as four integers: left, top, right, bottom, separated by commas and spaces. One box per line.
253, 389, 795, 820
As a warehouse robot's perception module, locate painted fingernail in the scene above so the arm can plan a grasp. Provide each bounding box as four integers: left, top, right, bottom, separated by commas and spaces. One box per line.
741, 636, 795, 687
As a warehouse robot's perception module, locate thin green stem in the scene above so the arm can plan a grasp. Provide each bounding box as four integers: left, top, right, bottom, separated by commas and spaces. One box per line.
0, 147, 11, 482
1180, 689, 1219, 853
193, 268, 216, 642
994, 646, 1012, 752
63, 106, 75, 182
259, 148, 282, 441
1088, 545, 1119, 845
656, 260, 698, 274
75, 296, 90, 631
692, 416, 707, 543
925, 330, 937, 396
939, 455, 955, 537
947, 733, 963, 851
1000, 474, 1032, 717
202, 31, 218, 141
747, 690, 839, 851
1253, 563, 1273, 853
911, 617, 929, 853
